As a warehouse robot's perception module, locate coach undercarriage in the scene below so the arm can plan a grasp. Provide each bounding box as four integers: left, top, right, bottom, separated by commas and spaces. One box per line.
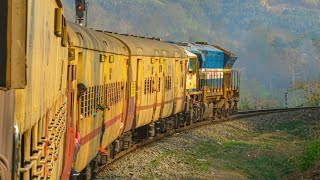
79, 90, 238, 180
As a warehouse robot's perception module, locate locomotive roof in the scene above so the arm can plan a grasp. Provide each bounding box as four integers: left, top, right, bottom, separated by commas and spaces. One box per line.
185, 50, 197, 58
170, 42, 201, 54
211, 44, 237, 58
67, 22, 129, 56
192, 43, 223, 53
102, 32, 187, 58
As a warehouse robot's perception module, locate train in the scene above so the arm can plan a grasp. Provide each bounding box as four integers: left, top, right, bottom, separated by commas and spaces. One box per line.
0, 0, 239, 179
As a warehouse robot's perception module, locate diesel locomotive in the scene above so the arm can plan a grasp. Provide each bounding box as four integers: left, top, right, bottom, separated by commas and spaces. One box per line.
0, 0, 239, 179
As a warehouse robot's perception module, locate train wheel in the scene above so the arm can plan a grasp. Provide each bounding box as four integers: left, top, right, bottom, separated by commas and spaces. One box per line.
179, 113, 185, 127
185, 112, 192, 126
192, 107, 198, 123
79, 162, 93, 180
224, 108, 230, 119
160, 119, 167, 133
212, 109, 218, 121
86, 164, 92, 180
217, 108, 222, 120
174, 115, 180, 129
233, 105, 238, 114
198, 107, 203, 121
201, 103, 206, 121
229, 105, 234, 115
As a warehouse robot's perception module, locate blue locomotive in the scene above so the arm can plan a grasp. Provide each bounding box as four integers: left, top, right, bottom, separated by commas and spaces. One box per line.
174, 42, 239, 120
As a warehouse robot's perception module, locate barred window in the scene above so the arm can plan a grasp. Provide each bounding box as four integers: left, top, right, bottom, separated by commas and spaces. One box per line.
144, 79, 147, 94
90, 87, 94, 115
111, 83, 114, 105
147, 78, 150, 94
117, 82, 119, 102
109, 68, 112, 80
158, 77, 161, 92
181, 77, 184, 88
165, 76, 168, 90
106, 84, 110, 107
149, 78, 153, 94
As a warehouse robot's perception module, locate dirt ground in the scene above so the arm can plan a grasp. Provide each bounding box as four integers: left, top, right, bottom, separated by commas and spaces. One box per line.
96, 109, 320, 180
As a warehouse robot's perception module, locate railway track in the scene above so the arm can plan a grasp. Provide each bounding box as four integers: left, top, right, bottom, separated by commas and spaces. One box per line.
96, 106, 320, 176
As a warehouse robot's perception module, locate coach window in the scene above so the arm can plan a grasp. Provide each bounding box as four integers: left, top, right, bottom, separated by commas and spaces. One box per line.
0, 0, 8, 87
181, 77, 184, 88
109, 68, 112, 80
0, 55, 7, 87
146, 78, 149, 94
111, 83, 114, 105
150, 78, 153, 93
158, 77, 161, 92
165, 76, 168, 90
106, 84, 110, 107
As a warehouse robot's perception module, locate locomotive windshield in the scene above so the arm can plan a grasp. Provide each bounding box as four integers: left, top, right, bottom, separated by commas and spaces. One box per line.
188, 58, 199, 73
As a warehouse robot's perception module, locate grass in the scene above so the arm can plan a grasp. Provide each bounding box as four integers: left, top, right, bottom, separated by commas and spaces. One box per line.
159, 117, 320, 179
300, 140, 320, 170
271, 120, 311, 139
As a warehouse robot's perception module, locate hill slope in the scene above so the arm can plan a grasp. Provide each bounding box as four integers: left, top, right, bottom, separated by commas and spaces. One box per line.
62, 0, 320, 108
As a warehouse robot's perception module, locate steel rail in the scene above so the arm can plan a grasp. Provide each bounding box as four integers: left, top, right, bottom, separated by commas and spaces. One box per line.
96, 106, 320, 175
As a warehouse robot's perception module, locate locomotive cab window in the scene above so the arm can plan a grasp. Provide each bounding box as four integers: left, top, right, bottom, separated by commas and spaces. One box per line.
188, 58, 198, 73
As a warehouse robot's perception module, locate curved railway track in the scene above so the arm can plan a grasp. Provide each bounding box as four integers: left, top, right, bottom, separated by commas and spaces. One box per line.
95, 106, 320, 176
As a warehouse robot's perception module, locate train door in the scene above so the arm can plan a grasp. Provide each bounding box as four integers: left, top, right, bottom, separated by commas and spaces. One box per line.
61, 63, 77, 179
154, 59, 164, 120
120, 58, 129, 133
160, 59, 167, 118
151, 59, 159, 121
135, 58, 144, 126
174, 59, 184, 113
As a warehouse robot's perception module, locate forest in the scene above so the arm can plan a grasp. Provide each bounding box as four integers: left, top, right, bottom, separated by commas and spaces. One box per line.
63, 0, 320, 109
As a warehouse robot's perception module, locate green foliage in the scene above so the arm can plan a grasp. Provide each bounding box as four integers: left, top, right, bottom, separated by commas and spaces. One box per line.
300, 141, 320, 170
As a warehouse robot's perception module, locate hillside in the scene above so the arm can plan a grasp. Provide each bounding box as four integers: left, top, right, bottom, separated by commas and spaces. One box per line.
62, 0, 320, 108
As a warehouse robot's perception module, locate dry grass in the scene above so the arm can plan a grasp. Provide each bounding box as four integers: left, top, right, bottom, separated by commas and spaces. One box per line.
97, 110, 320, 180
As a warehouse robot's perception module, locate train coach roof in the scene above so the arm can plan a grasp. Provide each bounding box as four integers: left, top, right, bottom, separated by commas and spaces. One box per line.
67, 22, 129, 56
101, 32, 187, 58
